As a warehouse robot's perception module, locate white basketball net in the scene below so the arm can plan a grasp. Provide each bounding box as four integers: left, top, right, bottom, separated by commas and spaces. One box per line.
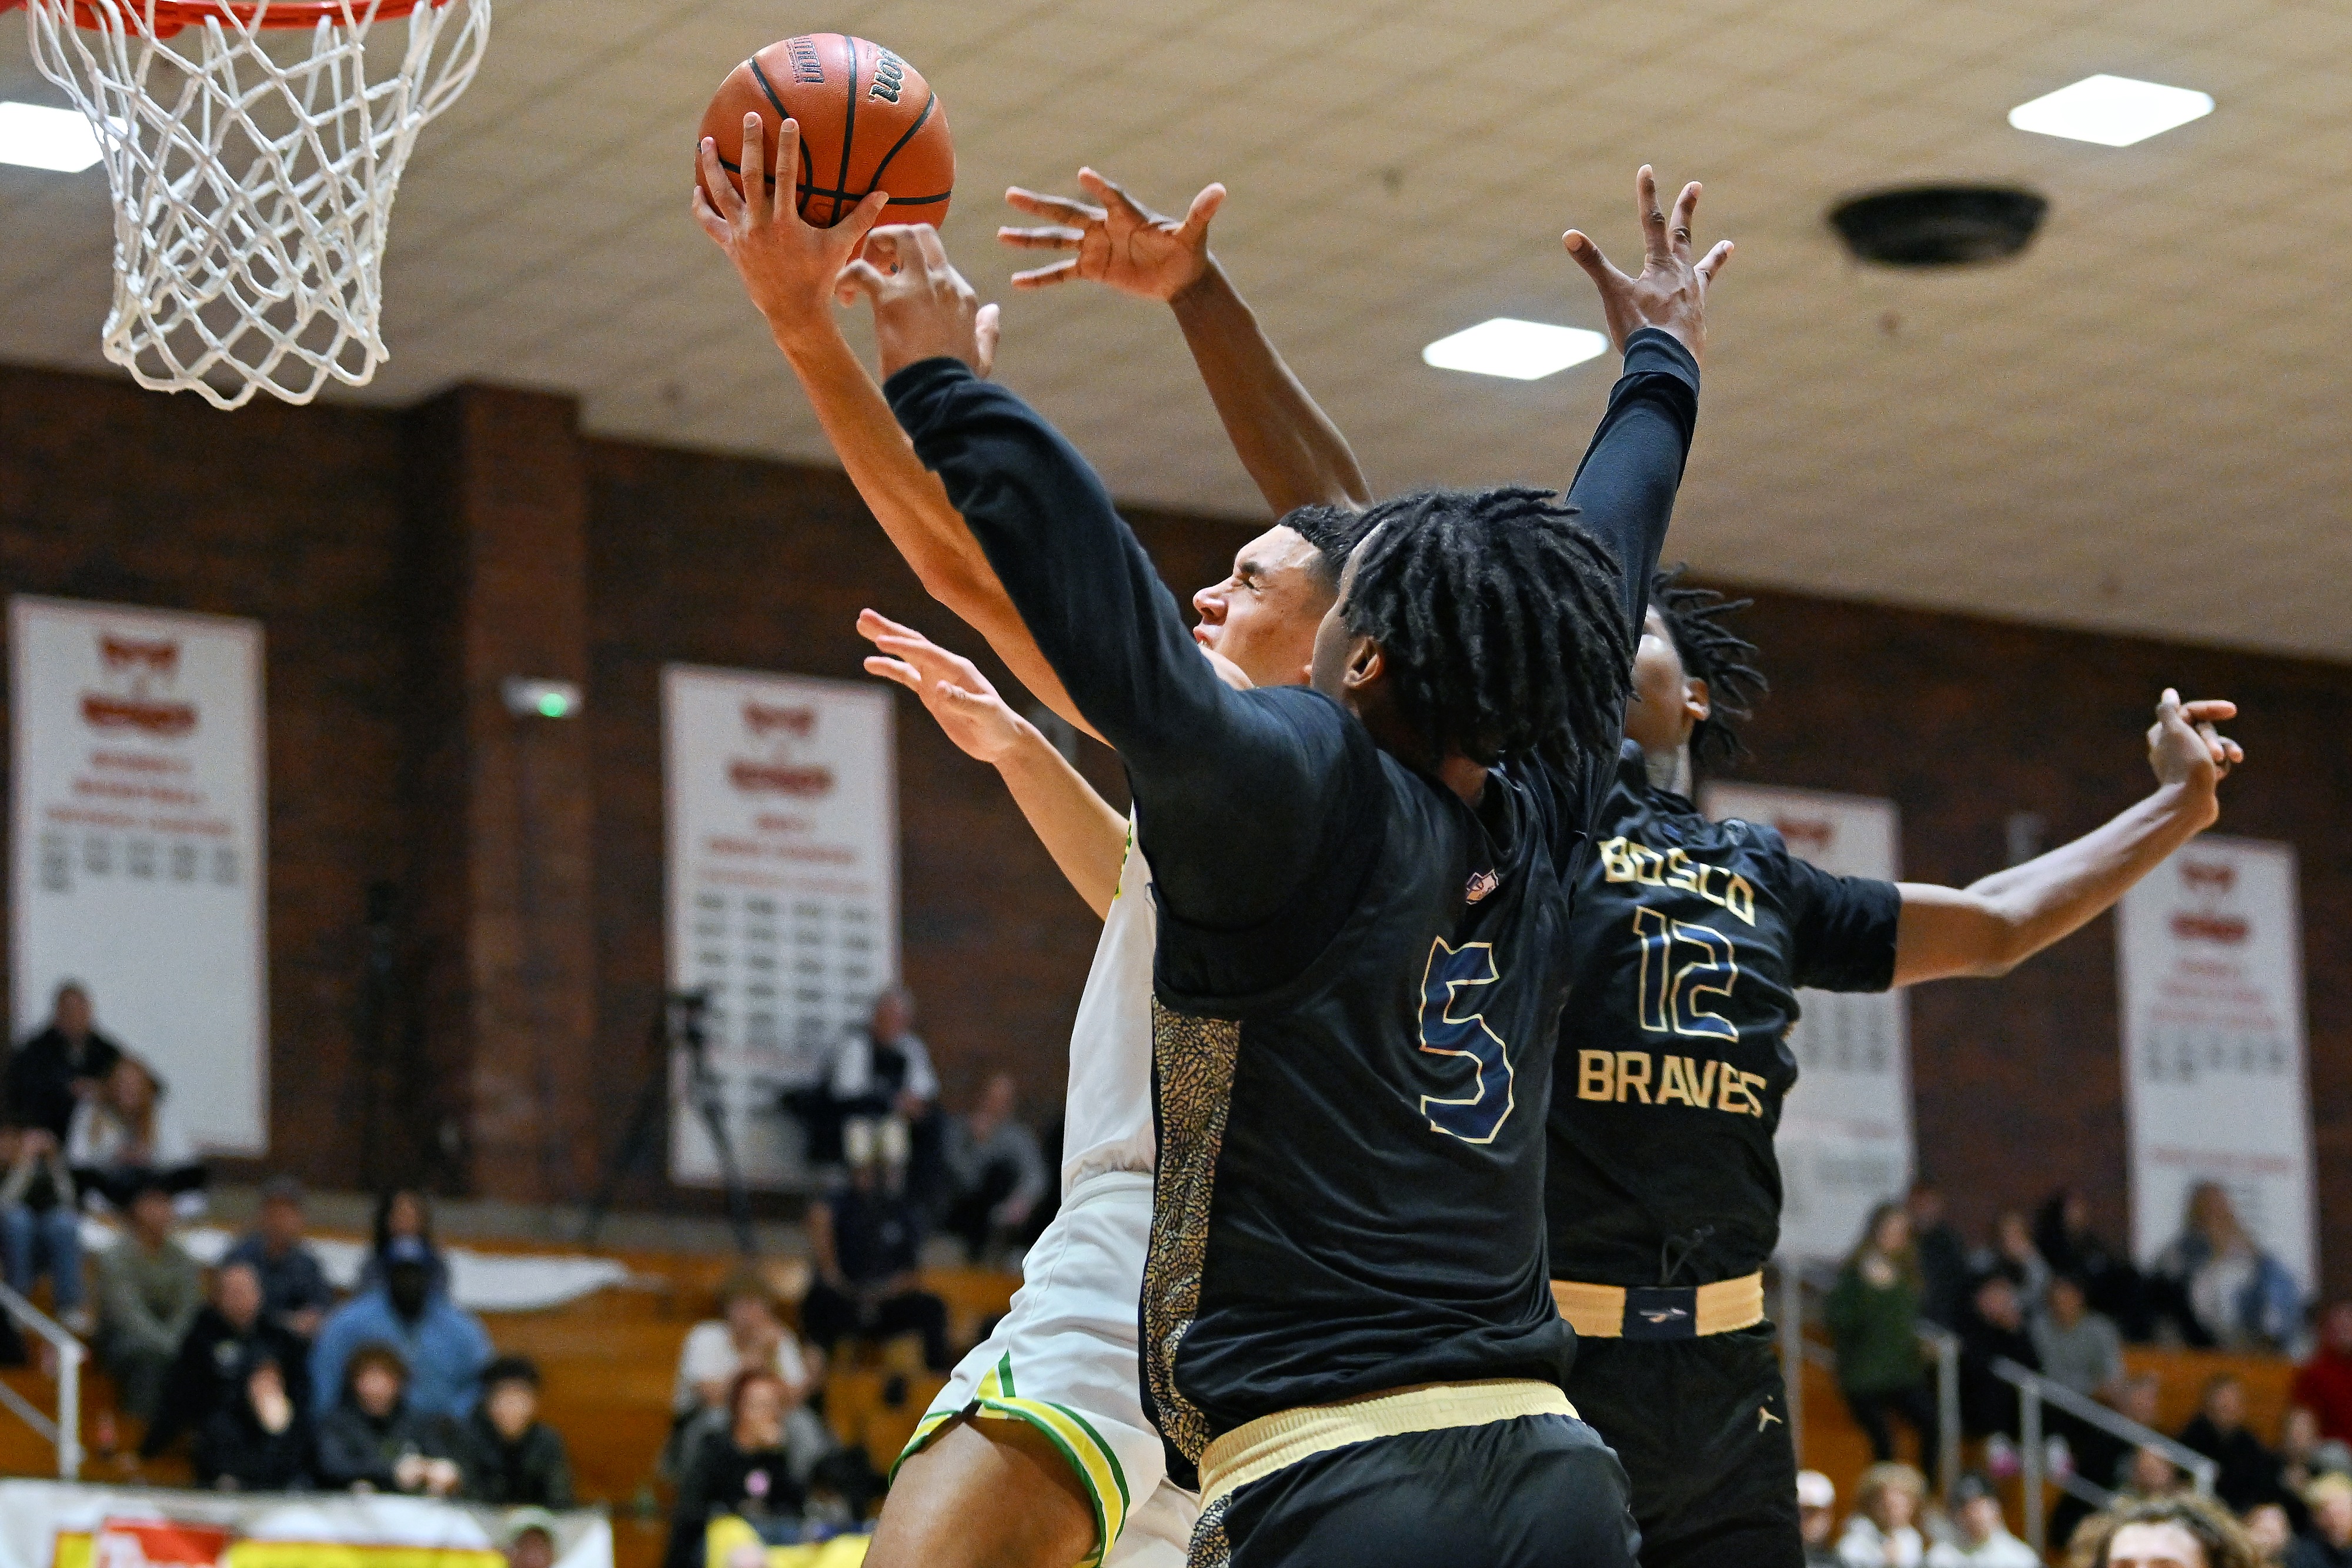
22, 0, 490, 409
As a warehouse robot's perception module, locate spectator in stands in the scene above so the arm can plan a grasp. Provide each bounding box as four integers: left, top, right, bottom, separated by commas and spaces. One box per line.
224, 1176, 336, 1342
195, 1353, 315, 1492
0, 1121, 86, 1332
456, 1355, 574, 1508
1975, 1209, 2052, 1314
2244, 1503, 2293, 1567
311, 1235, 491, 1422
1957, 1273, 2040, 1440
2290, 1474, 2352, 1568
1927, 1471, 2039, 1567
801, 1134, 950, 1372
68, 1055, 206, 1216
138, 1259, 308, 1463
2122, 1443, 2187, 1503
2037, 1273, 2127, 1401
2059, 1370, 2176, 1550
2153, 1182, 2301, 1352
315, 1340, 462, 1496
941, 1072, 1048, 1263
2038, 1186, 2151, 1342
667, 1271, 823, 1473
2073, 1493, 2261, 1568
2277, 1405, 2352, 1535
805, 987, 946, 1205
1908, 1179, 1973, 1332
1829, 1202, 1937, 1470
502, 1510, 562, 1568
359, 1188, 452, 1298
94, 1178, 203, 1420
2180, 1372, 2284, 1514
1837, 1460, 1928, 1567
1799, 1469, 1840, 1568
666, 1368, 805, 1568
2297, 1304, 2352, 1443
4, 981, 123, 1146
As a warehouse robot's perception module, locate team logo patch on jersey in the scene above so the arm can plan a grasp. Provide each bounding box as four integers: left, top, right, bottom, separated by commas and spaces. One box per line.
1465, 868, 1499, 904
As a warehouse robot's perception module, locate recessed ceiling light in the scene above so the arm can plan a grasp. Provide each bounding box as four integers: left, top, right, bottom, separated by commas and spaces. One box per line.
2007, 74, 2213, 148
0, 101, 102, 173
1422, 318, 1608, 382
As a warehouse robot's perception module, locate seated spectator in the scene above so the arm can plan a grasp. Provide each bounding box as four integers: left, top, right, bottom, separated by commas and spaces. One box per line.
1957, 1273, 2039, 1440
358, 1188, 452, 1298
2072, 1493, 2261, 1568
315, 1341, 461, 1496
1836, 1461, 1927, 1568
1926, 1471, 2039, 1566
2180, 1372, 2283, 1514
667, 1272, 823, 1472
1799, 1470, 1840, 1568
2300, 1305, 2352, 1443
0, 1123, 86, 1332
2037, 1186, 2151, 1341
2292, 1474, 2352, 1568
456, 1356, 573, 1508
666, 1369, 804, 1568
138, 1260, 308, 1463
1907, 1179, 1972, 1332
2153, 1182, 2301, 1351
95, 1178, 204, 1421
2243, 1502, 2293, 1567
5, 982, 123, 1148
2059, 1370, 2176, 1551
2276, 1406, 2340, 1536
941, 1073, 1048, 1263
224, 1176, 336, 1342
311, 1235, 491, 1422
1972, 1209, 2052, 1314
2036, 1273, 2126, 1401
502, 1510, 562, 1568
68, 1055, 206, 1216
195, 1353, 315, 1492
801, 1142, 949, 1372
1828, 1203, 1936, 1470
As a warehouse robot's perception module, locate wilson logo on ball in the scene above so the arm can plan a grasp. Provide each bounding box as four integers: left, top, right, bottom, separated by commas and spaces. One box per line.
869, 51, 906, 104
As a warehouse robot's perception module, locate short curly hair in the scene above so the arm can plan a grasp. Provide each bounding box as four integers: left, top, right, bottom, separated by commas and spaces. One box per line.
2069, 1493, 2259, 1568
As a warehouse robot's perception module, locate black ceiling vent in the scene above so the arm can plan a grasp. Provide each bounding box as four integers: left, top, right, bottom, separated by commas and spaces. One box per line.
1828, 185, 2048, 267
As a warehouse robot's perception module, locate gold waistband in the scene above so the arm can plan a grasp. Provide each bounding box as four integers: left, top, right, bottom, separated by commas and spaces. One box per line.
1197, 1378, 1576, 1508
1550, 1272, 1765, 1339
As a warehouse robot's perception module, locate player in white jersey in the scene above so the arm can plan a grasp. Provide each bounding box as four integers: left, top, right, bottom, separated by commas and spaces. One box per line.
694, 121, 1368, 1568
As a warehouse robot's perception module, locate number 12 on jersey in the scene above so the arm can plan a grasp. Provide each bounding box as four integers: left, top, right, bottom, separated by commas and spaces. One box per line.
1416, 937, 1515, 1145
1631, 907, 1739, 1041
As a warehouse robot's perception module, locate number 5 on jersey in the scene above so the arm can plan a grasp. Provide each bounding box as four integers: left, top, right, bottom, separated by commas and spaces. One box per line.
1416, 937, 1515, 1145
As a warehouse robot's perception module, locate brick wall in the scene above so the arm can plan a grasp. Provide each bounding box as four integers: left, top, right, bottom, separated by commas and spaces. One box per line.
4, 360, 2348, 1290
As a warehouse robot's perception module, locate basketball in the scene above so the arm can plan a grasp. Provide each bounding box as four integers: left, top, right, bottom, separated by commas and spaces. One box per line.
697, 34, 954, 234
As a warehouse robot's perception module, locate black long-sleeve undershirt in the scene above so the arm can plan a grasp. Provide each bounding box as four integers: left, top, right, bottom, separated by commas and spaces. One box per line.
886, 329, 1698, 989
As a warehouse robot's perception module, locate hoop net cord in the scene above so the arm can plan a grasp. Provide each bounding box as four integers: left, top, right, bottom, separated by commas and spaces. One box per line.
22, 0, 490, 409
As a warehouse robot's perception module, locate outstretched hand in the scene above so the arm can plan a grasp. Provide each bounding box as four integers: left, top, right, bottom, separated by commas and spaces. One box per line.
999, 169, 1225, 301
1562, 166, 1733, 365
690, 114, 891, 343
858, 609, 1031, 765
2147, 688, 2241, 810
836, 226, 1001, 380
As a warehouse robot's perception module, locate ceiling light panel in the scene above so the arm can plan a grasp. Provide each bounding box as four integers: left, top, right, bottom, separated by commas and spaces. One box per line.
2007, 74, 2213, 148
0, 102, 102, 173
1422, 318, 1609, 381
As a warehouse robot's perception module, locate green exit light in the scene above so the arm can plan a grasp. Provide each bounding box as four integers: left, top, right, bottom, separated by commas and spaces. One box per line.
537, 693, 570, 718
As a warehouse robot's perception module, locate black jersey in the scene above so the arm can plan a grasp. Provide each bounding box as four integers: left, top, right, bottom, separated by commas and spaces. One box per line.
889, 330, 1701, 1492
1545, 746, 1901, 1289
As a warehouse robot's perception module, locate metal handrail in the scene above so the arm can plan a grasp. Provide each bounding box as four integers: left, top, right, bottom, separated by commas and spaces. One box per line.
1775, 1257, 1960, 1500
0, 1280, 83, 1479
1994, 1355, 2216, 1557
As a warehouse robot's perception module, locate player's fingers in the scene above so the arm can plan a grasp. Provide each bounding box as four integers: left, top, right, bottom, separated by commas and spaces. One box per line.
860, 655, 922, 691
856, 607, 919, 643
690, 185, 731, 246
1010, 258, 1082, 289
1181, 182, 1227, 239
1562, 230, 1627, 289
1004, 186, 1105, 226
2179, 698, 2238, 722
1078, 166, 1156, 227
910, 222, 954, 279
1696, 239, 1735, 287
975, 302, 1001, 379
1669, 180, 1702, 259
997, 225, 1085, 252
836, 259, 888, 305
1636, 165, 1669, 265
696, 138, 747, 225
863, 227, 907, 278
740, 113, 771, 228
836, 189, 891, 255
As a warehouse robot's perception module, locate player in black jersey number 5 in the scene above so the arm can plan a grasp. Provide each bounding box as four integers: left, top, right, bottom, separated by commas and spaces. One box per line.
1546, 577, 2242, 1568
849, 172, 1728, 1568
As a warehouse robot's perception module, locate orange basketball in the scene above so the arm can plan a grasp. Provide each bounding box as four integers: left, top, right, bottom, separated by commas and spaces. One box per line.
697, 34, 953, 234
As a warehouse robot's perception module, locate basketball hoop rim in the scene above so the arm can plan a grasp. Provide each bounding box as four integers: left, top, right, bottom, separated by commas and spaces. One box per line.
4, 0, 453, 31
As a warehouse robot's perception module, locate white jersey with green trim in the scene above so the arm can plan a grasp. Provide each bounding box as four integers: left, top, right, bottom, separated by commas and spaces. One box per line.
1059, 811, 1156, 1195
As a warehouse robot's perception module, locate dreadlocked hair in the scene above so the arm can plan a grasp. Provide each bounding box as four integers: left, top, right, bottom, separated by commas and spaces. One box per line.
1648, 563, 1766, 765
1278, 503, 1371, 587
1340, 486, 1631, 772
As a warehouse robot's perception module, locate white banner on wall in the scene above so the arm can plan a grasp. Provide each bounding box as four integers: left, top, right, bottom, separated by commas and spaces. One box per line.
8, 596, 268, 1154
1702, 780, 1909, 1263
664, 664, 897, 1189
2119, 835, 2314, 1291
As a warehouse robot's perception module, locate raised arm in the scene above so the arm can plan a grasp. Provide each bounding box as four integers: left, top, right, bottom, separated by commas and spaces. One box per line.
1000, 170, 1372, 515
1891, 690, 2242, 985
691, 117, 1094, 736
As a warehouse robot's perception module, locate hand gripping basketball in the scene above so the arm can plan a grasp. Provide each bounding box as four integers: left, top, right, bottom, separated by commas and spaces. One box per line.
694, 115, 892, 339
1562, 165, 1735, 366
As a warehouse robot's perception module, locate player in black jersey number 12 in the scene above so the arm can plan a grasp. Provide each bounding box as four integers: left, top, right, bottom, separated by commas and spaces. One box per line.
1545, 577, 2241, 1568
